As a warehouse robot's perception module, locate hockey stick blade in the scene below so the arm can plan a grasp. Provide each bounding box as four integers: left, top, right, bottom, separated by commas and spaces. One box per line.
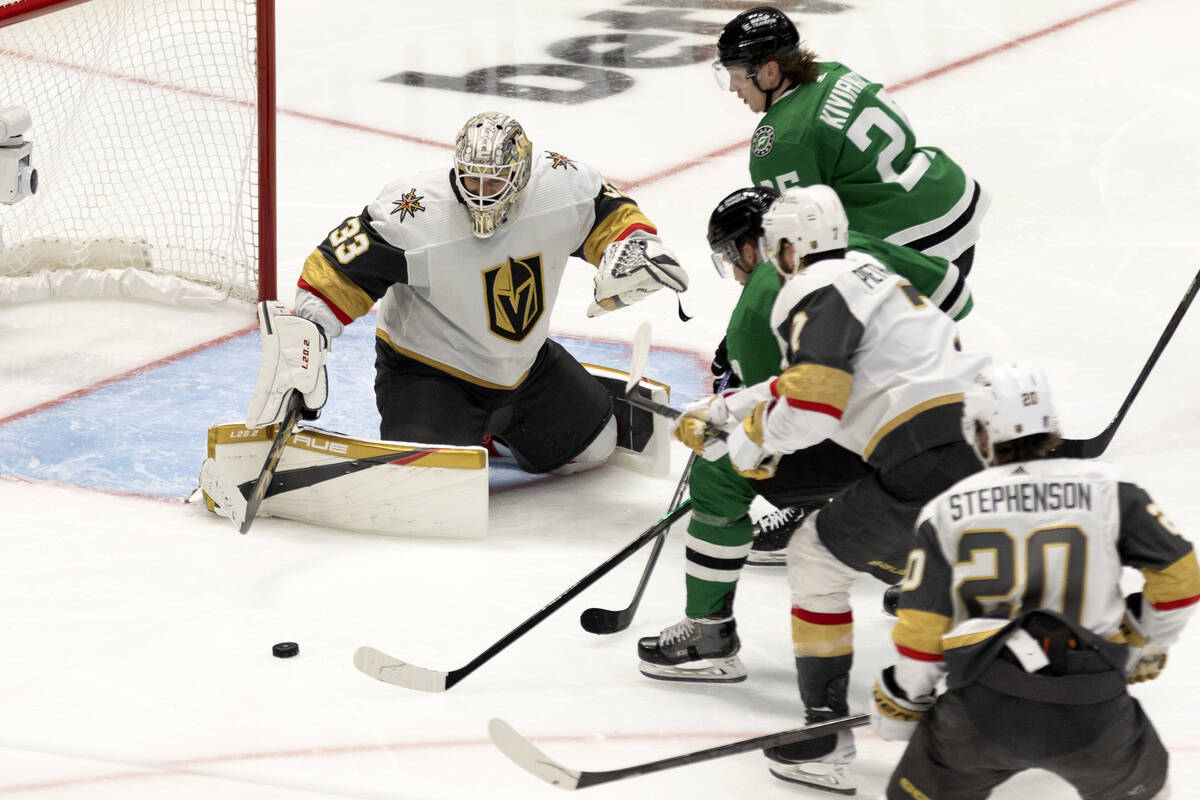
625, 321, 652, 394
355, 500, 693, 691
352, 646, 449, 692
489, 714, 870, 790
239, 391, 303, 535
1050, 265, 1199, 459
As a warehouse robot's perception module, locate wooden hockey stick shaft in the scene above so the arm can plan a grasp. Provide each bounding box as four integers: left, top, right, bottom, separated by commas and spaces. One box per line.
489, 713, 870, 790
1052, 266, 1199, 458
239, 391, 302, 534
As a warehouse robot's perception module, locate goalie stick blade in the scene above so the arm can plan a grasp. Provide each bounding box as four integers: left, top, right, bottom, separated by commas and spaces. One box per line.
488, 719, 582, 791
352, 646, 449, 692
625, 321, 652, 395
489, 714, 870, 790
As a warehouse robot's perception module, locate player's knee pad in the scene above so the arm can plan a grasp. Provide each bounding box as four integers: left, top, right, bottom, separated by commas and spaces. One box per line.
787, 511, 859, 611
552, 417, 616, 475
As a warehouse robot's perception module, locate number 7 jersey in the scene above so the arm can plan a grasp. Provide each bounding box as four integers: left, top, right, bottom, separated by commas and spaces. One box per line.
749, 62, 988, 263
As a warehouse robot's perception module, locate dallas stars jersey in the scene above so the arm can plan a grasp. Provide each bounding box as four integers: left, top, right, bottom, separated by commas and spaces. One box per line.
295, 152, 654, 389
748, 252, 989, 469
749, 63, 989, 262
891, 458, 1200, 696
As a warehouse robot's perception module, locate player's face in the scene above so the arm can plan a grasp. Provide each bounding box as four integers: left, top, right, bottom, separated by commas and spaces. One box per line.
460, 175, 507, 201
733, 242, 758, 286
726, 66, 768, 112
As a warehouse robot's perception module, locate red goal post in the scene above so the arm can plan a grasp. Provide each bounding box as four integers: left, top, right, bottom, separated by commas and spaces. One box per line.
0, 0, 276, 303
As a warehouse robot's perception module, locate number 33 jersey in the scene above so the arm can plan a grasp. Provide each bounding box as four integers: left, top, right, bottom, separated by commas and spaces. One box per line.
295, 152, 654, 389
895, 458, 1200, 669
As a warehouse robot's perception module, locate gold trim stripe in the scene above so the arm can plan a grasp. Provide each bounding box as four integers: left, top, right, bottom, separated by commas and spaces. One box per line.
1143, 551, 1200, 609
300, 250, 376, 321
942, 627, 1002, 651
863, 393, 965, 461
893, 608, 951, 657
773, 364, 852, 414
209, 422, 487, 469
791, 616, 854, 658
377, 330, 530, 390
581, 204, 655, 267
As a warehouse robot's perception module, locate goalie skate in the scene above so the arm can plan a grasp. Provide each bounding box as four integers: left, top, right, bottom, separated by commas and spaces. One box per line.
637, 616, 746, 683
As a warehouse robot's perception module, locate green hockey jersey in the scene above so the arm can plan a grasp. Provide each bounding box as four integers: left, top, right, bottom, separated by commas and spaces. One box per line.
748, 62, 988, 264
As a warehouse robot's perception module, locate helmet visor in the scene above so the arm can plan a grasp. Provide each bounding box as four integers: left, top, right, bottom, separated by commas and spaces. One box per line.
712, 59, 756, 91
710, 240, 740, 279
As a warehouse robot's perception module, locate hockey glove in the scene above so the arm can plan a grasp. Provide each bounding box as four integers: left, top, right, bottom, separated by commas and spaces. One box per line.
872, 665, 934, 741
588, 233, 688, 317
1121, 592, 1169, 683
671, 396, 732, 460
710, 337, 741, 393
246, 301, 329, 428
727, 403, 779, 480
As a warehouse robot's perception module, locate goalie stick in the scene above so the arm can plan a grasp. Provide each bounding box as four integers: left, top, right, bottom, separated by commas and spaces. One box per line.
354, 499, 693, 692
239, 391, 303, 535
1050, 266, 1199, 459
488, 714, 869, 790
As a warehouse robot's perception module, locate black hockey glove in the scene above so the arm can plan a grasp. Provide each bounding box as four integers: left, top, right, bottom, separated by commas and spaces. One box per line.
710, 337, 741, 393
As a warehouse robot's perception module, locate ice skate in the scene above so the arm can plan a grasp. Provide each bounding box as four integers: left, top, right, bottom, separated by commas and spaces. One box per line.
747, 505, 804, 565
637, 616, 746, 682
765, 728, 857, 795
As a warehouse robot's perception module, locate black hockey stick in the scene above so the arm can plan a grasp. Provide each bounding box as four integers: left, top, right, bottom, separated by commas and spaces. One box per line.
580, 371, 733, 635
239, 391, 303, 534
1050, 266, 1199, 459
624, 392, 728, 440
353, 499, 693, 692
489, 713, 869, 790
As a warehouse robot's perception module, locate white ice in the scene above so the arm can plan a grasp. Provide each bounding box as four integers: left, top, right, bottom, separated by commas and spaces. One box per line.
2, 0, 1199, 798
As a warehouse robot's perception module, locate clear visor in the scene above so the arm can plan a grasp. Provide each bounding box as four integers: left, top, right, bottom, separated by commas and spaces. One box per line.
455, 161, 519, 209
712, 59, 753, 91
709, 240, 740, 279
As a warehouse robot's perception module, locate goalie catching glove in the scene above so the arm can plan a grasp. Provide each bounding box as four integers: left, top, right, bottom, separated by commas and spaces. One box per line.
588, 232, 688, 317
246, 301, 329, 428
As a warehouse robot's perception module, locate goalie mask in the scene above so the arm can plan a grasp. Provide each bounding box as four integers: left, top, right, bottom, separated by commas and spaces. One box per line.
962, 361, 1060, 465
759, 184, 848, 278
453, 111, 533, 239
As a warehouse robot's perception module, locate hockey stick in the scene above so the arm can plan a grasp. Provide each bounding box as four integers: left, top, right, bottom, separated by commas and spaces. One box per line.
353, 499, 693, 692
1050, 266, 1199, 459
488, 713, 869, 790
624, 392, 728, 440
239, 391, 303, 535
580, 371, 733, 635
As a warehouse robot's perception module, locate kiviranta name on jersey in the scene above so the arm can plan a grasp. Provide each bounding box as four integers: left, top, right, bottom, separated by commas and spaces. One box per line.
947, 481, 1093, 521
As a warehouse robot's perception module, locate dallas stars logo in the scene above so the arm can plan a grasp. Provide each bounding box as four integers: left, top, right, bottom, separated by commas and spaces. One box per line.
544, 151, 577, 170
390, 188, 425, 222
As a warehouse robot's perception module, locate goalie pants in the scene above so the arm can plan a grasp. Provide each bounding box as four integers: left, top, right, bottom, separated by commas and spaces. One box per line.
683, 440, 869, 618
886, 686, 1166, 799
374, 337, 613, 474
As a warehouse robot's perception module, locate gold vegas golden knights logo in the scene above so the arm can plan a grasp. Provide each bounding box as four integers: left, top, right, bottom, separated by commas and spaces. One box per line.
483, 254, 545, 342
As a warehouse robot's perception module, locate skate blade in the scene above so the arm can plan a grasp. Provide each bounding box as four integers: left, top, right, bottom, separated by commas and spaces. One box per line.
746, 551, 787, 566
768, 761, 857, 795
638, 655, 747, 683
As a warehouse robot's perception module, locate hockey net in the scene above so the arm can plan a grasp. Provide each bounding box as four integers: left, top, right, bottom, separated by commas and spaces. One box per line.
0, 0, 275, 304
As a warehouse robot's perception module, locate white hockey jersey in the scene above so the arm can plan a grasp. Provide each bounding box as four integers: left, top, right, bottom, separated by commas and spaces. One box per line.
731, 252, 989, 469
295, 151, 655, 389
890, 457, 1200, 697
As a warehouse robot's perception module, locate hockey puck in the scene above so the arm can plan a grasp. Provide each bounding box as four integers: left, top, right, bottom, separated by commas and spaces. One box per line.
272, 641, 299, 658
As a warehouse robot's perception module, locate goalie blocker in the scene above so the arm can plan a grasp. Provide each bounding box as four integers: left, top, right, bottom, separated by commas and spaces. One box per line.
198, 364, 670, 536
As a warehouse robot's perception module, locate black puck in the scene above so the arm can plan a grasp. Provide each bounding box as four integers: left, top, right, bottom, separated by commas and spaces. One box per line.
272, 641, 299, 658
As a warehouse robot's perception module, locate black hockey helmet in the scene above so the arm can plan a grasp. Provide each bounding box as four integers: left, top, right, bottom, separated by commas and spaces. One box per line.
707, 185, 780, 278
716, 6, 800, 69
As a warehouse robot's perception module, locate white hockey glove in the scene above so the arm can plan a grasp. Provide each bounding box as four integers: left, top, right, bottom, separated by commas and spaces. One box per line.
588, 233, 688, 318
726, 403, 779, 480
246, 301, 329, 429
871, 665, 935, 741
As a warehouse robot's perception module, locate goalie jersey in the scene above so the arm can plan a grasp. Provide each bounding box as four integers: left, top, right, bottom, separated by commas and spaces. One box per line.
891, 458, 1200, 695
296, 152, 655, 389
747, 252, 989, 469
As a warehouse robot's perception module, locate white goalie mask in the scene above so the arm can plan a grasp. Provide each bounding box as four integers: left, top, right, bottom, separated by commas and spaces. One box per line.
963, 361, 1060, 464
453, 111, 533, 238
758, 184, 848, 278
